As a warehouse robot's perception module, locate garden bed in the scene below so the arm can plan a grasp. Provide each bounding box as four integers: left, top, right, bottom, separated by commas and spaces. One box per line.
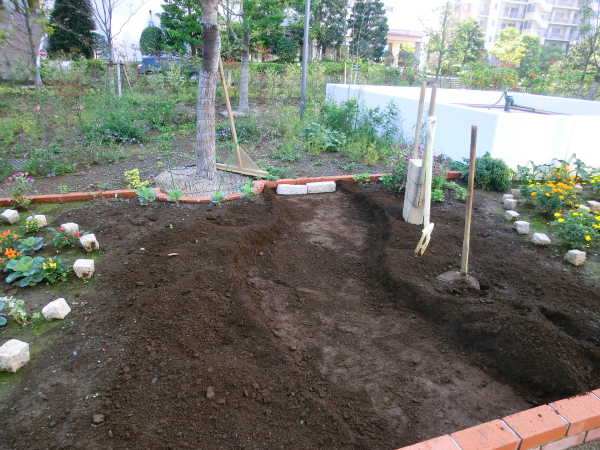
1, 182, 600, 450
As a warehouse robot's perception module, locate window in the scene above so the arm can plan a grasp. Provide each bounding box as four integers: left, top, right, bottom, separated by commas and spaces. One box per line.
501, 23, 507, 29
385, 5, 394, 12
551, 27, 560, 34
479, 20, 484, 26
527, 4, 535, 12
492, 20, 495, 25
494, 3, 498, 9
489, 36, 492, 42
555, 12, 564, 19
523, 20, 531, 28
463, 3, 470, 11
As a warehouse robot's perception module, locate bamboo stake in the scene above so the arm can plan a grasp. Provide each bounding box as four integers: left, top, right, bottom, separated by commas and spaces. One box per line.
411, 81, 427, 159
218, 57, 244, 170
461, 125, 478, 275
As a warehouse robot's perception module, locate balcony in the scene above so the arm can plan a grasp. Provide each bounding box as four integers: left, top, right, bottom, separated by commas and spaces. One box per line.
501, 12, 526, 18
479, 8, 489, 15
549, 17, 569, 23
504, 0, 528, 2
546, 0, 580, 8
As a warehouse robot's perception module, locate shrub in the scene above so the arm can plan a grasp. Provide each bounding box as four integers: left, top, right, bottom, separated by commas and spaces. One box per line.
462, 152, 512, 191
520, 164, 579, 214
552, 209, 600, 248
298, 123, 347, 155
275, 37, 298, 64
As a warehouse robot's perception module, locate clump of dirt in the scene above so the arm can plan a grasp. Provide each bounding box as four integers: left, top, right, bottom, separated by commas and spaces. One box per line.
1, 183, 599, 450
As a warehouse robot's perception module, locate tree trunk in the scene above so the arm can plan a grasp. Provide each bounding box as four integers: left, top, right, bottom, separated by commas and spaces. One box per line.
238, 28, 249, 111
577, 67, 588, 97
585, 73, 599, 100
22, 6, 39, 88
195, 20, 221, 179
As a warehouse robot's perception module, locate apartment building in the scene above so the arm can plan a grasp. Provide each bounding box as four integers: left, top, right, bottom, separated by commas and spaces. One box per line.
454, 0, 595, 50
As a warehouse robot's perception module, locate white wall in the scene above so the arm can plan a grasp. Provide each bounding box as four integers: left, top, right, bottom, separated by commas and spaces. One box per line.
326, 84, 600, 169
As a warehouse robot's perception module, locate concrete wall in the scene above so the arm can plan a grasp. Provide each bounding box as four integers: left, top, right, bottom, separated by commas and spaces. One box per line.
326, 85, 600, 169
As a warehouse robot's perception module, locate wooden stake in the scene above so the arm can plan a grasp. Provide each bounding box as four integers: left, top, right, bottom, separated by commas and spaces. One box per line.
411, 81, 427, 159
461, 125, 478, 275
218, 57, 243, 169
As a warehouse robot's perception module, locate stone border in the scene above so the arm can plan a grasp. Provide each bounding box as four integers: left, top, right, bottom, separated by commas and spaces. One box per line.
0, 174, 388, 206
398, 390, 600, 450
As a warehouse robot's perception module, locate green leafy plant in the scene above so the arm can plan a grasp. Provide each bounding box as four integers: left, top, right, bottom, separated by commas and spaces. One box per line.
210, 190, 225, 204
431, 189, 445, 202
462, 152, 513, 191
124, 169, 151, 189
454, 186, 467, 200
552, 209, 600, 248
2, 172, 33, 209
52, 227, 83, 249
0, 296, 41, 325
353, 173, 371, 183
58, 184, 70, 194
298, 123, 347, 155
42, 257, 71, 284
166, 188, 183, 204
239, 180, 255, 197
272, 140, 302, 162
135, 187, 156, 205
15, 236, 44, 255
4, 256, 46, 287
25, 219, 40, 233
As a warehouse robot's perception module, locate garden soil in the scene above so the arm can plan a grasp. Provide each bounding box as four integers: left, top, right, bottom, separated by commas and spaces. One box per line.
1, 183, 600, 450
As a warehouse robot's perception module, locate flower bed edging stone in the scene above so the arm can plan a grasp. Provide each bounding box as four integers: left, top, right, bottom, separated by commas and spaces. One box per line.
397, 391, 600, 450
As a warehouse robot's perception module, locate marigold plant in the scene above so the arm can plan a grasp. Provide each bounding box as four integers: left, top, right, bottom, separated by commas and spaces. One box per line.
0, 230, 19, 252
520, 165, 579, 214
552, 209, 600, 248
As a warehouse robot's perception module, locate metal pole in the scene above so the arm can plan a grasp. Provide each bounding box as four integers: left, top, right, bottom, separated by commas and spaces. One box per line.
299, 0, 310, 118
116, 61, 122, 96
461, 125, 477, 275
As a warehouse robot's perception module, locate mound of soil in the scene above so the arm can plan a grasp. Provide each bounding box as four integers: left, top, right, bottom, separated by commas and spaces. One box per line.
1, 183, 600, 450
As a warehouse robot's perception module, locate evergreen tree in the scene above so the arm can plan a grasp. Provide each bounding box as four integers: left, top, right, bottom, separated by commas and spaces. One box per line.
449, 18, 485, 67
159, 0, 202, 55
139, 26, 164, 56
348, 0, 388, 61
311, 0, 348, 58
48, 0, 95, 58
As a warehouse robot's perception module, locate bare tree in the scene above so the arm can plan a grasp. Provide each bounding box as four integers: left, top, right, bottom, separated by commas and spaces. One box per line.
0, 0, 49, 87
195, 0, 220, 178
88, 0, 150, 61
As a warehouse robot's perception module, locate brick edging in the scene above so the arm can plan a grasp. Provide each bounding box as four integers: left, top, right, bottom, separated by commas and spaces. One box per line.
0, 174, 389, 206
398, 390, 600, 450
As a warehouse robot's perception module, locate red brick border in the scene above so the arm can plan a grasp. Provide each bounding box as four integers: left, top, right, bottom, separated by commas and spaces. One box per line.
0, 174, 390, 206
395, 393, 600, 450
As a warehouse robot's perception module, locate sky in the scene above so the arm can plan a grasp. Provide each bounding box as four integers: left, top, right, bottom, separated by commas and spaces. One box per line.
109, 0, 447, 61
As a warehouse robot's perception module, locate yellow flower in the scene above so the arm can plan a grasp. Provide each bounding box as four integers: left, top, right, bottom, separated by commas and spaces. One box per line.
585, 236, 591, 241
531, 192, 536, 196
558, 195, 564, 199
558, 218, 564, 223
554, 212, 561, 217
545, 192, 550, 197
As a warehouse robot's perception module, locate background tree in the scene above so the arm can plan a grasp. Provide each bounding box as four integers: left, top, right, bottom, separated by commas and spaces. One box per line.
194, 0, 220, 179
91, 31, 110, 58
274, 35, 297, 63
572, 0, 600, 98
159, 0, 202, 55
139, 25, 164, 55
449, 18, 485, 67
47, 0, 94, 58
517, 33, 541, 78
538, 45, 565, 74
310, 0, 348, 59
233, 0, 287, 111
489, 27, 525, 67
348, 0, 388, 61
424, 0, 457, 81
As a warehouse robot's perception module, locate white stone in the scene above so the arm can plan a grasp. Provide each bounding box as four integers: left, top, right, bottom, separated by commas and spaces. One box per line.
511, 189, 522, 199
514, 221, 530, 235
504, 210, 520, 221
1, 209, 20, 225
306, 181, 336, 194
532, 233, 551, 246
73, 259, 94, 279
0, 339, 30, 372
61, 222, 79, 233
79, 234, 99, 252
573, 184, 583, 194
578, 204, 591, 212
565, 249, 586, 266
504, 198, 517, 210
26, 214, 47, 227
276, 184, 308, 195
502, 194, 514, 202
41, 298, 71, 320
588, 201, 600, 212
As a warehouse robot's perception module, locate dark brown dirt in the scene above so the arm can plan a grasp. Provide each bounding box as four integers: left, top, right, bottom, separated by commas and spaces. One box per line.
1, 183, 600, 450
